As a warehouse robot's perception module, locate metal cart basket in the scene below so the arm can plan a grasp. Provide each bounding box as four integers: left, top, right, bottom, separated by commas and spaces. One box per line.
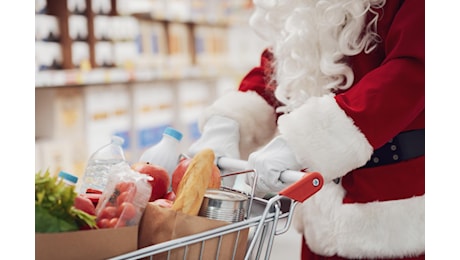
108, 158, 323, 260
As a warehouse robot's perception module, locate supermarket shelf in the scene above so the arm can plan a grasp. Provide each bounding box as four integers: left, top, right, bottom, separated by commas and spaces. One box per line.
131, 12, 229, 27
35, 66, 248, 88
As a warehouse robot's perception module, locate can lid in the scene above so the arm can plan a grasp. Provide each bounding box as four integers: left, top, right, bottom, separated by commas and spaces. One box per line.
58, 171, 78, 184
164, 127, 183, 141
204, 189, 248, 202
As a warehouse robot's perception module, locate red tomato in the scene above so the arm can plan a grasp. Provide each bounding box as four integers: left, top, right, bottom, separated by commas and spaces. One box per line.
99, 206, 117, 219
108, 217, 125, 228
131, 162, 169, 202
117, 202, 137, 220
97, 218, 110, 228
117, 191, 134, 206
115, 181, 137, 194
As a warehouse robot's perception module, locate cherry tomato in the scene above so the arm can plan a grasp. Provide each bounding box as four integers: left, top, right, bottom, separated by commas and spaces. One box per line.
108, 217, 126, 228
117, 191, 135, 206
117, 202, 137, 220
97, 218, 110, 228
115, 181, 136, 194
99, 206, 117, 219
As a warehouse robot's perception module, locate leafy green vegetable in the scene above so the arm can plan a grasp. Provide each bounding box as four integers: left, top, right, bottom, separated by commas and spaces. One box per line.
35, 170, 97, 233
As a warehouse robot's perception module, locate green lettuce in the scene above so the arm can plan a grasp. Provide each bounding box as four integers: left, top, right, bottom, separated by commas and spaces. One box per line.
35, 170, 97, 233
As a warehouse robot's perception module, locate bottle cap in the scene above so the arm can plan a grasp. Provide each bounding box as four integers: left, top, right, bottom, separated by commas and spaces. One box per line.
58, 171, 78, 184
164, 127, 183, 141
111, 135, 125, 145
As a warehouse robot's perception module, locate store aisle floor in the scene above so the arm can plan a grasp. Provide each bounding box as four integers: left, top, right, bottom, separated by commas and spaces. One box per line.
269, 218, 302, 259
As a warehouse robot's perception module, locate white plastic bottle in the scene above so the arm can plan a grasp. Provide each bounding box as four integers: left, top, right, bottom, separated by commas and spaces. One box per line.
139, 127, 183, 178
78, 135, 126, 194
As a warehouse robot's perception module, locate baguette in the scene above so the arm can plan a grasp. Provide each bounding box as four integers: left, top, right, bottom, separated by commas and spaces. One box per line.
172, 149, 215, 216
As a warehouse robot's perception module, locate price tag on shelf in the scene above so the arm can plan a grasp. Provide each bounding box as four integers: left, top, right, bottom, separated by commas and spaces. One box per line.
127, 69, 136, 81
65, 71, 78, 85
80, 60, 92, 72
75, 72, 84, 85
104, 70, 111, 83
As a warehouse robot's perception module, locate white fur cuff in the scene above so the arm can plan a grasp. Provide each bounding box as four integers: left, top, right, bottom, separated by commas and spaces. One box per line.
278, 94, 373, 182
295, 183, 425, 258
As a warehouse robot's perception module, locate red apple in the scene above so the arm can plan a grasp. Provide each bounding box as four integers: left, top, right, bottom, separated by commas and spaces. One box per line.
131, 162, 170, 202
171, 157, 221, 194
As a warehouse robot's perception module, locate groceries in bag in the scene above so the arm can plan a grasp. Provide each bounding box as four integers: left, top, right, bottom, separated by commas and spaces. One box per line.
95, 163, 152, 229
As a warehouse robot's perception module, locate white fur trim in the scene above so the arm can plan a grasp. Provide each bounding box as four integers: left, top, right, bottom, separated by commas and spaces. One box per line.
278, 94, 373, 182
293, 183, 425, 258
199, 91, 277, 159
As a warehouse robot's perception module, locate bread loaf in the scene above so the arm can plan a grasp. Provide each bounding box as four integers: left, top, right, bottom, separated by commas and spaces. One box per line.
172, 149, 215, 216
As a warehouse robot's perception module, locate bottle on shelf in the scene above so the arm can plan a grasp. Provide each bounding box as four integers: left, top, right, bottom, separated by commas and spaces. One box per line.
58, 170, 79, 187
78, 135, 127, 194
139, 127, 183, 179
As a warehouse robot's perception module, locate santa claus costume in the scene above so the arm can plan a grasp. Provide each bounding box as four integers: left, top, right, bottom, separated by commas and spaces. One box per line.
193, 0, 424, 259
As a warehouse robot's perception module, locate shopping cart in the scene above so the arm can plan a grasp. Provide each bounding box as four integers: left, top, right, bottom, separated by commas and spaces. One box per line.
109, 157, 323, 260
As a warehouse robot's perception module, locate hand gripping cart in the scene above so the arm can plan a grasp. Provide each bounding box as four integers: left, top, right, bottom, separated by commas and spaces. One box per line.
108, 157, 323, 260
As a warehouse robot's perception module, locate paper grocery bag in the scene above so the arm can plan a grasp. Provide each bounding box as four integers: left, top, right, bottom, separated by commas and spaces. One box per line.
138, 203, 249, 260
36, 226, 137, 260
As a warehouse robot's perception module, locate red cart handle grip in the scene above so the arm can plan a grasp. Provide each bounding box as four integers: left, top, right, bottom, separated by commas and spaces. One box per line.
279, 171, 323, 202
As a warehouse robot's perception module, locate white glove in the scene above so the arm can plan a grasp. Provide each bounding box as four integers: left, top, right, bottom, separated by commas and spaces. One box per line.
189, 116, 251, 192
246, 136, 302, 196
188, 115, 240, 159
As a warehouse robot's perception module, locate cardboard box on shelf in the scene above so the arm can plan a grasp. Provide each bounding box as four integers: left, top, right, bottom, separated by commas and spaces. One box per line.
194, 25, 214, 67
35, 226, 137, 260
136, 21, 168, 69
194, 25, 229, 68
53, 88, 85, 140
166, 22, 192, 68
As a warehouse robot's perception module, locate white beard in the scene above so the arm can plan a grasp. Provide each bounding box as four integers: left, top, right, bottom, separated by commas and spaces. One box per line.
250, 0, 386, 113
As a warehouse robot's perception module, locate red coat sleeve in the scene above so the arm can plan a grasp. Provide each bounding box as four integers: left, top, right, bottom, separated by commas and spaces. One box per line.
335, 0, 425, 149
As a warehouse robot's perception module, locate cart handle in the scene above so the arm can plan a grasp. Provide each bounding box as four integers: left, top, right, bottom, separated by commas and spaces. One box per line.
216, 157, 323, 203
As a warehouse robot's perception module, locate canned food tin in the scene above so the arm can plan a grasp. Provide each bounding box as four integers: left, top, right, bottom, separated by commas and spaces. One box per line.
199, 189, 248, 223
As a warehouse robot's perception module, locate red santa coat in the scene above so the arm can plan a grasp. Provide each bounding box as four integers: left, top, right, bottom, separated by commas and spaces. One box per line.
198, 0, 424, 259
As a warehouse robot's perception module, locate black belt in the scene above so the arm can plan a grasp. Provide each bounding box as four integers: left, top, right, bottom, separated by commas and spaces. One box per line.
361, 129, 425, 168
